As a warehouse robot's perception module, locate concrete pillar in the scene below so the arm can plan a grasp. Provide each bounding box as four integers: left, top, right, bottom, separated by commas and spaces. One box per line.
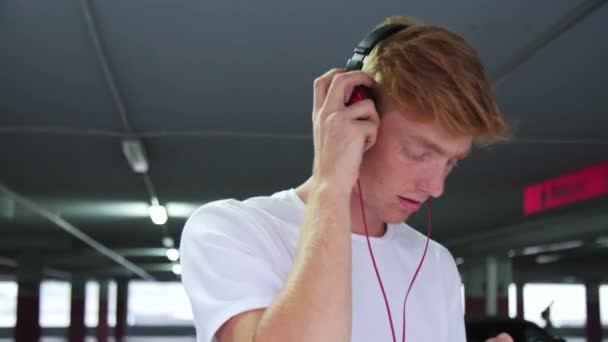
114, 280, 129, 341
586, 282, 602, 342
15, 258, 42, 342
68, 277, 86, 342
495, 257, 511, 317
461, 256, 511, 317
486, 256, 498, 315
463, 259, 485, 317
96, 280, 110, 342
516, 282, 525, 319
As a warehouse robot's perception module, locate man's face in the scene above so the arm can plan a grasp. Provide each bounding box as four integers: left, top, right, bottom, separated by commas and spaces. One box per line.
358, 92, 473, 224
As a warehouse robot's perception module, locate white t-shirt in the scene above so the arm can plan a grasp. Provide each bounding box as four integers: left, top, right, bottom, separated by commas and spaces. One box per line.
180, 188, 466, 342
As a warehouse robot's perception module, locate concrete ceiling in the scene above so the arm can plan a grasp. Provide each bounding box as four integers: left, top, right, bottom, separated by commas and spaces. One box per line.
1, 0, 607, 282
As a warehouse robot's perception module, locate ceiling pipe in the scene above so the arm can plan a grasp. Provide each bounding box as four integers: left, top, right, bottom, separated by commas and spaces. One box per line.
490, 0, 607, 88
78, 0, 173, 250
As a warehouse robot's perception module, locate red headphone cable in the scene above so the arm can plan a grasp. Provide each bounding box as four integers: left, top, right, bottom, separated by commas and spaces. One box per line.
356, 179, 432, 342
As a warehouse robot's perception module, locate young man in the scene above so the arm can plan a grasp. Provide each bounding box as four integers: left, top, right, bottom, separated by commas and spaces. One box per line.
181, 16, 512, 342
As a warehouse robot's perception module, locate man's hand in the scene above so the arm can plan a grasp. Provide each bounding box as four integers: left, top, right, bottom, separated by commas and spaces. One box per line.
311, 68, 379, 194
485, 332, 514, 342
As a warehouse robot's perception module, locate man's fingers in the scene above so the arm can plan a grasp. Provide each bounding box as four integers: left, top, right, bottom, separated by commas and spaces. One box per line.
496, 333, 514, 342
323, 71, 375, 113
326, 99, 379, 152
313, 68, 344, 114
341, 99, 379, 126
484, 333, 514, 342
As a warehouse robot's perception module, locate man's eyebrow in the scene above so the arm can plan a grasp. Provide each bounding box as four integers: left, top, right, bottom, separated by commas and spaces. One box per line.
410, 133, 471, 160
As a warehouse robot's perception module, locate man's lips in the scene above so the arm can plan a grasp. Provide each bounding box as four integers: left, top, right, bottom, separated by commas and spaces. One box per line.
397, 196, 423, 211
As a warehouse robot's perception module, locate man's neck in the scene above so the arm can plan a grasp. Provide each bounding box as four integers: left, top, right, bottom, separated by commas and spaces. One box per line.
349, 186, 386, 237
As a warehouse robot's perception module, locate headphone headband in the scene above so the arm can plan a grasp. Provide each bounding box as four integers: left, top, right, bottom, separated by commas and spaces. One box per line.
345, 23, 408, 71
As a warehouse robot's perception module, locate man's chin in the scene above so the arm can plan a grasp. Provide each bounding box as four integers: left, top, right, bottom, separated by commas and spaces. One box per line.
384, 212, 411, 224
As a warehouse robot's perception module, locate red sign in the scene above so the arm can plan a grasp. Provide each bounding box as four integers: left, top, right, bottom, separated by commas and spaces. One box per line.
523, 162, 608, 215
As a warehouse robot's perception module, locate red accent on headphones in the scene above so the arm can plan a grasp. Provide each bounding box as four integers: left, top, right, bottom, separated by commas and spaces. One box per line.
345, 86, 373, 106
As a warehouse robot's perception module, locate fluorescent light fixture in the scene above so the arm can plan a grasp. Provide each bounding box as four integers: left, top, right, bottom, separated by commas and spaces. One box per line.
521, 240, 583, 256
0, 196, 15, 220
35, 200, 202, 219
172, 264, 182, 275
148, 205, 168, 225
122, 139, 149, 174
166, 202, 201, 218
535, 254, 560, 264
166, 248, 180, 261
596, 236, 608, 247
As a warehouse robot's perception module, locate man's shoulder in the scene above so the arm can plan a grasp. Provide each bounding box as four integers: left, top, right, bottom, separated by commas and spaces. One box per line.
192, 188, 296, 219
182, 189, 300, 240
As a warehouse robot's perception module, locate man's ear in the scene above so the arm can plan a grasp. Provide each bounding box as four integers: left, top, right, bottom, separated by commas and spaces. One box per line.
371, 86, 384, 119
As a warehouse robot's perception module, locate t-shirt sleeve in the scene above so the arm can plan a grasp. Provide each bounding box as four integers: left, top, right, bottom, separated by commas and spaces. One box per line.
179, 201, 284, 342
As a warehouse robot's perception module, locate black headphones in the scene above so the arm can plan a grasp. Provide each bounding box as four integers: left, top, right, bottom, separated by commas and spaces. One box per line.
344, 24, 408, 106
345, 24, 408, 71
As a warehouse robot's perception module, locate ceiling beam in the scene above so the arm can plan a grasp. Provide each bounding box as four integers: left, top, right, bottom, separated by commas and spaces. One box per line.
0, 236, 73, 251
514, 261, 608, 283
49, 247, 170, 266
91, 263, 177, 277
445, 205, 608, 257
0, 255, 72, 280
0, 183, 154, 280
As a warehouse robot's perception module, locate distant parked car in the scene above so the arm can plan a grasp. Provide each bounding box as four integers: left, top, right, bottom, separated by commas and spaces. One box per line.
465, 316, 566, 342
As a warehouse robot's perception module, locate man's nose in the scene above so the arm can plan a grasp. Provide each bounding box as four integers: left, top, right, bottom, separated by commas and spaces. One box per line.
418, 166, 446, 198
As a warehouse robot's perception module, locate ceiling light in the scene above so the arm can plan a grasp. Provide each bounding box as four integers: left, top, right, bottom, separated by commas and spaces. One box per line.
596, 236, 608, 247
148, 204, 167, 225
166, 248, 180, 261
166, 202, 201, 218
162, 237, 174, 248
121, 139, 149, 174
535, 254, 560, 264
521, 240, 583, 256
172, 264, 182, 275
